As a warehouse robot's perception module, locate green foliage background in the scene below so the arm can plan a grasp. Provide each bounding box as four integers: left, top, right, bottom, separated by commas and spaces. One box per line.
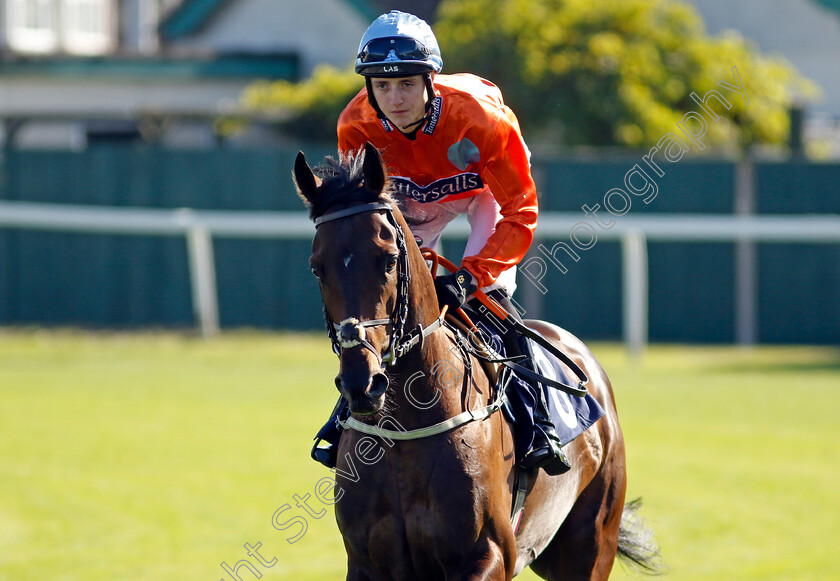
435, 0, 814, 148
241, 0, 815, 150
242, 65, 364, 142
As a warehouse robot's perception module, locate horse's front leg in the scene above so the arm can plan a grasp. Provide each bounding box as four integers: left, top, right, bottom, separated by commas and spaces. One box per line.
345, 566, 376, 581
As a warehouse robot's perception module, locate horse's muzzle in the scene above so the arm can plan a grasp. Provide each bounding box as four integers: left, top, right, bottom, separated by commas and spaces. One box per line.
335, 371, 389, 415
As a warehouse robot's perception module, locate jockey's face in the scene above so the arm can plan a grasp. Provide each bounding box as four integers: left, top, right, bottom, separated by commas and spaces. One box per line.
369, 75, 427, 132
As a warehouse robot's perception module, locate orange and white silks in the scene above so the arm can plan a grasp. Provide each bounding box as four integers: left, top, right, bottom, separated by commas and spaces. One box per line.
338, 73, 538, 290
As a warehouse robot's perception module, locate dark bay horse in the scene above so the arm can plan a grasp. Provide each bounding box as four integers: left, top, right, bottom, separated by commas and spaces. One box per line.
293, 143, 660, 580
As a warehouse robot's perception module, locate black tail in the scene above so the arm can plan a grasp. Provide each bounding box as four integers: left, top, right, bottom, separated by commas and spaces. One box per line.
616, 498, 665, 575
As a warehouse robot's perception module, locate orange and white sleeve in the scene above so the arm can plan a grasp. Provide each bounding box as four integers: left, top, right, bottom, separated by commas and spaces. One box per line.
460, 114, 538, 288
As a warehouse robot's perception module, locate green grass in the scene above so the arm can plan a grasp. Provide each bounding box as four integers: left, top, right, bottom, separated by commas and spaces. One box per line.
1, 330, 838, 580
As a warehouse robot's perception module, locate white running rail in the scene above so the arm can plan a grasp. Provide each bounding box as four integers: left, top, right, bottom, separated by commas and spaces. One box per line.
2, 200, 839, 353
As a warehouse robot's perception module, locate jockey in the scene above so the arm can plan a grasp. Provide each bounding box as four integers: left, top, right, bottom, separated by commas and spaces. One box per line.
312, 10, 570, 476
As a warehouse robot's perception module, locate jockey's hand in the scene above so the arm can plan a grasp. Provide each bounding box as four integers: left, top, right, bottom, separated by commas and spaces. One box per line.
434, 268, 478, 311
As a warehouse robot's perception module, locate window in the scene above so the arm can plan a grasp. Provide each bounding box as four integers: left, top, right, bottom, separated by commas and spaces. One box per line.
7, 0, 59, 54
6, 0, 115, 55
61, 0, 115, 55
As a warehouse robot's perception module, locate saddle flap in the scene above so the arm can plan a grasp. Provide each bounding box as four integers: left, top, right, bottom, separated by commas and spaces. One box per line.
530, 341, 606, 445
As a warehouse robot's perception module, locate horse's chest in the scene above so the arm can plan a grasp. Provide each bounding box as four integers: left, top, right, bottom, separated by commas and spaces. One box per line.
337, 459, 492, 573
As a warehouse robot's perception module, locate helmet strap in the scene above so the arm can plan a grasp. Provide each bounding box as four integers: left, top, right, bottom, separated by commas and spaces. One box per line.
424, 72, 435, 109
399, 73, 436, 132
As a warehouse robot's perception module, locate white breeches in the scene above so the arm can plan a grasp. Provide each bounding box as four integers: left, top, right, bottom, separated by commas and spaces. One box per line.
400, 188, 518, 296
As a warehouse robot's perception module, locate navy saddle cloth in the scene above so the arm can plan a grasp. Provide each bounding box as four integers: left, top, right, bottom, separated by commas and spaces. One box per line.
530, 340, 605, 444
496, 335, 606, 460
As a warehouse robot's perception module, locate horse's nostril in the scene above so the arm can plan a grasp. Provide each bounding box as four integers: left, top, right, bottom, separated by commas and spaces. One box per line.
334, 376, 343, 391
369, 372, 389, 398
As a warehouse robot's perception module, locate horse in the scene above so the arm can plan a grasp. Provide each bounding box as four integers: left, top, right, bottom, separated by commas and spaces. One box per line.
293, 142, 660, 580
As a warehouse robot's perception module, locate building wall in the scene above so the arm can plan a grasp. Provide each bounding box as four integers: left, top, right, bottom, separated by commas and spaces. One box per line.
0, 2, 7, 48
168, 0, 369, 74
0, 76, 250, 117
1, 0, 118, 55
685, 0, 840, 116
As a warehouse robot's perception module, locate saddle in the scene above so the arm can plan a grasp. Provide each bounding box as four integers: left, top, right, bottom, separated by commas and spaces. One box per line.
443, 302, 606, 532
445, 291, 589, 398
422, 247, 588, 397
443, 312, 501, 387
447, 304, 605, 449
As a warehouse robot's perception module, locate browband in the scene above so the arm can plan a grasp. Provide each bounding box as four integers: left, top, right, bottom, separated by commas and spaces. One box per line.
314, 202, 391, 227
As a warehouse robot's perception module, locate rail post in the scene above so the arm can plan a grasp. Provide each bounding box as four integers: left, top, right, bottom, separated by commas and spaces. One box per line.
622, 229, 648, 361
180, 210, 219, 338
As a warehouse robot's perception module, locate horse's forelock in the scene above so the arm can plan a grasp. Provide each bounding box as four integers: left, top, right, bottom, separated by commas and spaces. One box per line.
307, 151, 393, 221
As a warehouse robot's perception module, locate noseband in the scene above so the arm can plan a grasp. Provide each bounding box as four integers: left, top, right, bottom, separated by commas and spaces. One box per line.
314, 202, 444, 366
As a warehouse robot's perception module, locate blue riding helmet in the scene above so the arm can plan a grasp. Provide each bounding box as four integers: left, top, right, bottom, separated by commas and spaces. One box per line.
355, 11, 443, 77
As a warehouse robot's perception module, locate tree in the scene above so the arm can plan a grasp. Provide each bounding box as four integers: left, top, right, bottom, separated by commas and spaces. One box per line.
434, 0, 815, 149
240, 65, 362, 142
240, 0, 815, 150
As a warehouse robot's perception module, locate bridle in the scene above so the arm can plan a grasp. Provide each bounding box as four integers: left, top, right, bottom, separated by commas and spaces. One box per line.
311, 192, 586, 531
312, 200, 511, 456
314, 201, 445, 367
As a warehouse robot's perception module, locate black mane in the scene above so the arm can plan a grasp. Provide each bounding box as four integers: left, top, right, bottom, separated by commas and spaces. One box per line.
306, 153, 392, 221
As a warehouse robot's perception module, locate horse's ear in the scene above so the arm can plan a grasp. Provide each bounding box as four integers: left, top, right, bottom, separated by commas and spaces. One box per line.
362, 142, 386, 195
293, 151, 320, 206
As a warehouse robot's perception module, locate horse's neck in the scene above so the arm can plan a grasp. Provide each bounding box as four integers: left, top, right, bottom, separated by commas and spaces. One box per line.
387, 256, 481, 426
387, 326, 471, 427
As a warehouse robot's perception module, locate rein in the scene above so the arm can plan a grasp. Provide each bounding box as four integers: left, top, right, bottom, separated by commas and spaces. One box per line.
339, 315, 511, 441
315, 202, 445, 366
314, 200, 505, 443
313, 201, 588, 446
427, 250, 590, 397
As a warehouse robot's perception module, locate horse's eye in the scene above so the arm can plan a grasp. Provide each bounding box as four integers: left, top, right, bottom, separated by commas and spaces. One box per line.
385, 255, 398, 273
310, 266, 321, 279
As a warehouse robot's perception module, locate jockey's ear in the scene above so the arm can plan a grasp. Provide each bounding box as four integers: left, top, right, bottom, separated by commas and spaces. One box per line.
293, 150, 321, 206
362, 142, 386, 195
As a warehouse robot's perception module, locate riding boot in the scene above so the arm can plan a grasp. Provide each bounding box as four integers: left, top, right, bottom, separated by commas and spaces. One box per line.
466, 289, 571, 476
311, 397, 349, 469
507, 333, 572, 476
